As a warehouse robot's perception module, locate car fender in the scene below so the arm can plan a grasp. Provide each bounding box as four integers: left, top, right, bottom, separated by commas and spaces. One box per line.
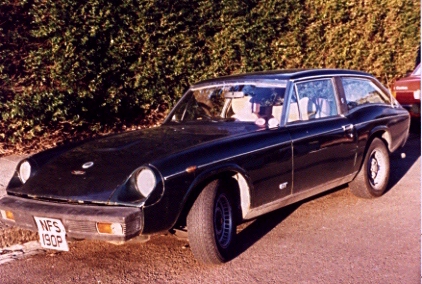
180, 163, 253, 223
369, 125, 391, 151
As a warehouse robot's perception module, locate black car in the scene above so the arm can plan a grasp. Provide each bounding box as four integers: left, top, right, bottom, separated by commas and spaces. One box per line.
0, 69, 410, 264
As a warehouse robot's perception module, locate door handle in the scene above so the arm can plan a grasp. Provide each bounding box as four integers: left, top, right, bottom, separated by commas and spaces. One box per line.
342, 124, 354, 138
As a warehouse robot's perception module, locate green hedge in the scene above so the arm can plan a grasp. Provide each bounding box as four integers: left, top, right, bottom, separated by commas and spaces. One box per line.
0, 0, 420, 146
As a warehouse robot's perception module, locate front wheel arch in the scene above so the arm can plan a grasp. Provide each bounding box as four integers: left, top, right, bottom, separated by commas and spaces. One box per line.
174, 167, 251, 230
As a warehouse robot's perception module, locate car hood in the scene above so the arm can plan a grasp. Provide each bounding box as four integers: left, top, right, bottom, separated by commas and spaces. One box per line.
8, 123, 258, 203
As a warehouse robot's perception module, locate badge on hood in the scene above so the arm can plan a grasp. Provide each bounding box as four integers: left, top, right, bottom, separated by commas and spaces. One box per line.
82, 161, 94, 169
71, 162, 94, 175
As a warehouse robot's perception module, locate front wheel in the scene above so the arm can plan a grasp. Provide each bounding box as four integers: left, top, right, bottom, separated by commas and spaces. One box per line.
349, 137, 390, 198
187, 180, 236, 265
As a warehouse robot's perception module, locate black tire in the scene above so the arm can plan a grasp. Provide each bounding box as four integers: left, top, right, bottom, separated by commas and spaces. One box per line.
187, 180, 236, 265
349, 137, 390, 198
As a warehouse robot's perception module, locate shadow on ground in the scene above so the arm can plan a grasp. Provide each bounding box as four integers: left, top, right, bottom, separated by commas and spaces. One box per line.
388, 124, 420, 190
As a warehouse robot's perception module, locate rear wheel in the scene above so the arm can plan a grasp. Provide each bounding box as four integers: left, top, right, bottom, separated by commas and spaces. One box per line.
187, 180, 236, 265
349, 138, 390, 198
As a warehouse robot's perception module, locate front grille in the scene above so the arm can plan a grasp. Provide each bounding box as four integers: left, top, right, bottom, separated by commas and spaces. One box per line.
65, 219, 99, 234
65, 218, 141, 236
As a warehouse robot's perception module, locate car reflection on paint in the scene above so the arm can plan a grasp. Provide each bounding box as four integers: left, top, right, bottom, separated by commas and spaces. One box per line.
0, 69, 410, 265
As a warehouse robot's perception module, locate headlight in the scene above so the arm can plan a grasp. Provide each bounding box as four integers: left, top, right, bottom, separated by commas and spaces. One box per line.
135, 168, 156, 197
18, 160, 31, 184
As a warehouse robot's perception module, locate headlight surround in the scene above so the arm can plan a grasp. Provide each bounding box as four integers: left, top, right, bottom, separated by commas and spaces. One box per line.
18, 160, 32, 184
135, 168, 156, 197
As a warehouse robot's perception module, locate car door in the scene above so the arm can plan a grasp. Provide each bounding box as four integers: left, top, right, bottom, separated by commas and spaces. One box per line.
285, 77, 358, 193
245, 127, 293, 207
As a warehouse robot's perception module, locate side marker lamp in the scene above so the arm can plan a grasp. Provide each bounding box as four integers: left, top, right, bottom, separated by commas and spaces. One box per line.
186, 166, 197, 174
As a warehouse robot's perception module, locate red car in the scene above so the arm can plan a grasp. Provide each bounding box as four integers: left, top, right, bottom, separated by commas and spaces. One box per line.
393, 64, 421, 118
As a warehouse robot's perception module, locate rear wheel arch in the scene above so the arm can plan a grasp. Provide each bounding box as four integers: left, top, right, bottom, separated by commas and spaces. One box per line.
356, 129, 390, 174
369, 126, 392, 151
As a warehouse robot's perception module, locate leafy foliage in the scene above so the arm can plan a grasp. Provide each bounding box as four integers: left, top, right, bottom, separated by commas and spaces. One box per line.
0, 0, 420, 153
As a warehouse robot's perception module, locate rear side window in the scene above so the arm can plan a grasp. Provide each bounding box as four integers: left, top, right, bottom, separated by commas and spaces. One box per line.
341, 78, 390, 110
288, 79, 338, 122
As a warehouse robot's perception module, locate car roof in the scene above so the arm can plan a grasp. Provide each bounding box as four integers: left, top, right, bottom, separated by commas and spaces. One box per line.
192, 69, 372, 87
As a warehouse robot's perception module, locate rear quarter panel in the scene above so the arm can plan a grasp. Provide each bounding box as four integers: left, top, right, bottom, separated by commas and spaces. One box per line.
346, 104, 410, 173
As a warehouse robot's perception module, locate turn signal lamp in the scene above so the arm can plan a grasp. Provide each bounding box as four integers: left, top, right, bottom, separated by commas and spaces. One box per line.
0, 210, 15, 221
96, 222, 124, 235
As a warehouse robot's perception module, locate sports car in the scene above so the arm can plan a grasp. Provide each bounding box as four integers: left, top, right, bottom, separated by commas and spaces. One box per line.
0, 69, 410, 264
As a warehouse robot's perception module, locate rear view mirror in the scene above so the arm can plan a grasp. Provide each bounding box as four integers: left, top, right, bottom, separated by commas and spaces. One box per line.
224, 91, 245, 98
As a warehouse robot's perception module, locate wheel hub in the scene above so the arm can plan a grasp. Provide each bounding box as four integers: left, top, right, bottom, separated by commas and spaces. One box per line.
368, 150, 386, 188
370, 157, 379, 180
214, 194, 232, 249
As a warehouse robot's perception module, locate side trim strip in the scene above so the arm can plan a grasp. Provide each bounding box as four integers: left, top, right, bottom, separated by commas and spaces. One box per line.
353, 113, 409, 128
244, 173, 356, 220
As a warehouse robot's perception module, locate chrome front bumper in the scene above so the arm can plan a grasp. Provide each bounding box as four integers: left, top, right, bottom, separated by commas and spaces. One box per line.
0, 195, 143, 242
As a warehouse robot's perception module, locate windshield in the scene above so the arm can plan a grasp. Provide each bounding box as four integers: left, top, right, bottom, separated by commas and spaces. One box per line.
168, 82, 287, 124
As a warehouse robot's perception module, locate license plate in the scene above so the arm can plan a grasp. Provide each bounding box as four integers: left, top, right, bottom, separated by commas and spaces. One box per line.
34, 217, 69, 251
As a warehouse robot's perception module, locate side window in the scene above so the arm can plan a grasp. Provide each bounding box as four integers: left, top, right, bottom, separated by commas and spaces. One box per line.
288, 79, 338, 122
229, 86, 286, 123
341, 78, 390, 110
